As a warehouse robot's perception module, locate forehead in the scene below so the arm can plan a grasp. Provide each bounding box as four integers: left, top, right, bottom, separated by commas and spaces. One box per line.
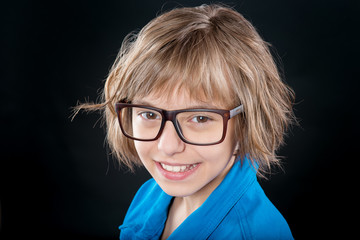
132, 89, 227, 110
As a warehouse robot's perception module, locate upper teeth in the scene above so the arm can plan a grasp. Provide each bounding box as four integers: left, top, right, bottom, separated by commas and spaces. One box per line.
160, 163, 197, 173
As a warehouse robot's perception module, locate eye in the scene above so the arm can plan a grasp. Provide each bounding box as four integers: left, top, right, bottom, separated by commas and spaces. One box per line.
140, 111, 160, 120
191, 116, 211, 123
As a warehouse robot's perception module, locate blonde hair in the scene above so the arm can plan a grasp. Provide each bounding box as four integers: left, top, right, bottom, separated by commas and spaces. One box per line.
76, 4, 295, 177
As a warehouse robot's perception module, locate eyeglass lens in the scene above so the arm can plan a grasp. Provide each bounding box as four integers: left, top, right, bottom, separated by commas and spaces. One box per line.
119, 107, 224, 144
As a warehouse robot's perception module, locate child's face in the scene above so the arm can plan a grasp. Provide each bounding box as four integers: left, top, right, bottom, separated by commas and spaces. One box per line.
133, 91, 237, 199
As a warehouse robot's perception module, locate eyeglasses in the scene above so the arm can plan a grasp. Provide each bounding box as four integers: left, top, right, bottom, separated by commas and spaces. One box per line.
115, 102, 244, 146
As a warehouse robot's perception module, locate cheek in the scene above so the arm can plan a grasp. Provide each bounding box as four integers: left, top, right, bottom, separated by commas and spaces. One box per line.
134, 141, 153, 164
197, 142, 234, 163
197, 128, 237, 164
216, 121, 237, 155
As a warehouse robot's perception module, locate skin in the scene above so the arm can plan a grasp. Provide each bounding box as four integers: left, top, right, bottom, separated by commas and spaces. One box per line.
132, 91, 237, 239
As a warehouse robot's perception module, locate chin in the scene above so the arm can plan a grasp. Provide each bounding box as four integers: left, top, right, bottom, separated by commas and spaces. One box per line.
156, 180, 200, 197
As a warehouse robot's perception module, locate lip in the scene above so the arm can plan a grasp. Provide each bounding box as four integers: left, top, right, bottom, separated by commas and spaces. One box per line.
155, 161, 200, 181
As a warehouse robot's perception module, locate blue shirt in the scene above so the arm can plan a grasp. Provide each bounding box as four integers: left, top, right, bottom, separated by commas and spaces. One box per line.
119, 159, 293, 239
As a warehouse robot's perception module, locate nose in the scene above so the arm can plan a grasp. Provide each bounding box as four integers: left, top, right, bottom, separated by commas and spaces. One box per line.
157, 121, 185, 156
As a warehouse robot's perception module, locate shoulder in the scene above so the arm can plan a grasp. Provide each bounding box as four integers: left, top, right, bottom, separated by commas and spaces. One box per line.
236, 181, 293, 239
211, 181, 293, 240
129, 178, 162, 205
124, 178, 169, 219
119, 179, 172, 239
243, 182, 293, 239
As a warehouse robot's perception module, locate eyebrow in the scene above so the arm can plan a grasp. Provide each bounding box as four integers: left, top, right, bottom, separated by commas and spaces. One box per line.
132, 100, 222, 110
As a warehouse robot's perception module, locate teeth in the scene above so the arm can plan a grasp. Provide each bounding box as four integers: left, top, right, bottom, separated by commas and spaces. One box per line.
160, 163, 197, 173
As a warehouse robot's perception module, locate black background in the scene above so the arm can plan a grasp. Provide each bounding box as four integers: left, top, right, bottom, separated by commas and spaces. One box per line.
1, 0, 358, 239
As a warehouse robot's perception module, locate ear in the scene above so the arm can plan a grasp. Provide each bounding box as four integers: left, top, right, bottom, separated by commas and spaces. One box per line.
233, 142, 240, 156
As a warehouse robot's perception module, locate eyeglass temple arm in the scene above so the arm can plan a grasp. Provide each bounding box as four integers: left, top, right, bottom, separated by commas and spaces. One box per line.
229, 105, 244, 119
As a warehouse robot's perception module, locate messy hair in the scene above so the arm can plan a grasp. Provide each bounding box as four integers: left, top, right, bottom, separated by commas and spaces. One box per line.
75, 4, 295, 177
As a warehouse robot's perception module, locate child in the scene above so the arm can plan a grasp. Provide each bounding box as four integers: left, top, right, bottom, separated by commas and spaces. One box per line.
77, 4, 295, 239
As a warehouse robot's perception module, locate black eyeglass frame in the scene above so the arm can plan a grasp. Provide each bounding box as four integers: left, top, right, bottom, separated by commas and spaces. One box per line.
115, 102, 244, 146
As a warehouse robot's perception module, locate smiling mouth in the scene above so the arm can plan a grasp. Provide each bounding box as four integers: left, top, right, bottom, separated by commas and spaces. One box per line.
160, 162, 198, 173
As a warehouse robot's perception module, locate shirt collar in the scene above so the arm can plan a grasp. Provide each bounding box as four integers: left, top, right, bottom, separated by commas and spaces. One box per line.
168, 157, 257, 239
